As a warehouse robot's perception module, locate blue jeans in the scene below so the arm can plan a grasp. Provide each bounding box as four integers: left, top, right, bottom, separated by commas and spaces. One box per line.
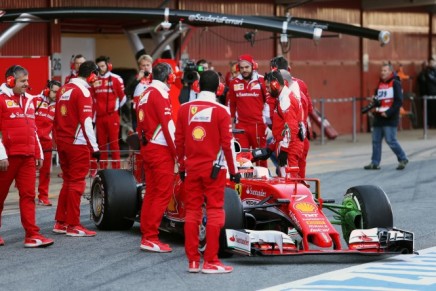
371, 126, 407, 166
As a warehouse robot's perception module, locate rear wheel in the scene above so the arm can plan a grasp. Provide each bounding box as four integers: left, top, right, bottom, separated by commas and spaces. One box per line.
218, 187, 244, 258
341, 185, 393, 243
90, 169, 138, 230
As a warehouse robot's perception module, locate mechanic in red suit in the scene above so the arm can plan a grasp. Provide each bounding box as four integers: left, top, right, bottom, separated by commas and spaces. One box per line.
227, 54, 270, 167
93, 56, 126, 169
271, 56, 313, 178
34, 80, 61, 206
175, 70, 240, 274
0, 65, 54, 247
53, 61, 100, 237
265, 70, 304, 177
136, 62, 176, 253
64, 54, 86, 84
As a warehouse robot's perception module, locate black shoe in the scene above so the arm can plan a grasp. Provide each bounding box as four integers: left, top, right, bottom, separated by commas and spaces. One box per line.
364, 163, 380, 170
396, 159, 409, 170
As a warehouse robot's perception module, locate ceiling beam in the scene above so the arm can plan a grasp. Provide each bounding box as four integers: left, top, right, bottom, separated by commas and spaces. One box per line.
362, 0, 436, 10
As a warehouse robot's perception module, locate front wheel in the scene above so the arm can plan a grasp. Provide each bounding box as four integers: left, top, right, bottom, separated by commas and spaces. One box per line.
219, 187, 244, 258
341, 185, 393, 243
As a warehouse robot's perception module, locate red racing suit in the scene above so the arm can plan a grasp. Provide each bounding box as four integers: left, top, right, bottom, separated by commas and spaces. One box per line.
0, 83, 43, 237
136, 80, 176, 242
271, 85, 304, 177
34, 93, 56, 200
175, 91, 238, 263
54, 78, 99, 227
227, 72, 269, 166
290, 78, 313, 178
93, 72, 126, 169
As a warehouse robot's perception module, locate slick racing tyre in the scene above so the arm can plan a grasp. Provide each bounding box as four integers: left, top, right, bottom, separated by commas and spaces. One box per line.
341, 185, 393, 243
90, 169, 138, 230
218, 187, 244, 258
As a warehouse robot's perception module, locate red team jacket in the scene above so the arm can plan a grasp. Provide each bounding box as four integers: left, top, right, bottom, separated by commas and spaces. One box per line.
271, 86, 303, 153
227, 72, 269, 125
33, 94, 55, 147
175, 91, 238, 175
0, 83, 42, 160
93, 72, 126, 117
136, 80, 176, 157
54, 78, 99, 152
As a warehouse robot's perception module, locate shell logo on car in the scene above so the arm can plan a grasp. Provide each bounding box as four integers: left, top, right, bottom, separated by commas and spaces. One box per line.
294, 202, 317, 213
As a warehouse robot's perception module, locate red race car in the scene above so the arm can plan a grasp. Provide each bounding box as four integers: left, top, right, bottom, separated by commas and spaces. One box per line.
89, 135, 415, 257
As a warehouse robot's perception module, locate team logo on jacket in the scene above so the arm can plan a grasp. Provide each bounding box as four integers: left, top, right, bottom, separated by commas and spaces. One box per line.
138, 109, 144, 122
60, 104, 67, 116
59, 89, 72, 101
192, 126, 206, 141
233, 83, 244, 91
5, 100, 19, 108
188, 105, 212, 124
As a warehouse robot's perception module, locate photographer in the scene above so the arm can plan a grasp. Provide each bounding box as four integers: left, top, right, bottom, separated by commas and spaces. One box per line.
363, 63, 408, 170
178, 60, 200, 104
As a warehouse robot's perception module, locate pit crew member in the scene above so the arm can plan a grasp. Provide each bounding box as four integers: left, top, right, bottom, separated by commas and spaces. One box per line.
270, 56, 313, 178
265, 70, 304, 177
227, 54, 270, 167
175, 70, 240, 274
53, 61, 100, 237
93, 56, 126, 169
136, 62, 176, 253
34, 80, 61, 206
0, 65, 54, 247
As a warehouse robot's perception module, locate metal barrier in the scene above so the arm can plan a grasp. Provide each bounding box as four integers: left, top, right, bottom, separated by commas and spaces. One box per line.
312, 97, 363, 145
422, 95, 436, 140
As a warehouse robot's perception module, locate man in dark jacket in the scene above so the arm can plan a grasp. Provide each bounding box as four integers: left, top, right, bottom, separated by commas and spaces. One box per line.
364, 63, 408, 170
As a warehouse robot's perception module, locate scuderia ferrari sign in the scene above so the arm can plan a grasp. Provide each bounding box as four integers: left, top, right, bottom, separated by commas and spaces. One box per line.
188, 14, 244, 26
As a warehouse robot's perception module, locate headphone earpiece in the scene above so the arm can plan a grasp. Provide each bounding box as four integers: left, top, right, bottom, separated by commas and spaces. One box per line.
270, 79, 281, 93
192, 80, 200, 93
107, 62, 113, 72
42, 88, 50, 97
6, 75, 15, 88
70, 55, 75, 70
216, 82, 225, 96
167, 72, 176, 84
87, 72, 98, 84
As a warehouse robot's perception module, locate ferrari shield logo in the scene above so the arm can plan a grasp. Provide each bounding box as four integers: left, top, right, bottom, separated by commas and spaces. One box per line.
190, 106, 198, 115
60, 104, 67, 116
235, 184, 242, 196
138, 109, 144, 122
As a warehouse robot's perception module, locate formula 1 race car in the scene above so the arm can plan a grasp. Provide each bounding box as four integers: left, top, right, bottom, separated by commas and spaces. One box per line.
88, 137, 415, 257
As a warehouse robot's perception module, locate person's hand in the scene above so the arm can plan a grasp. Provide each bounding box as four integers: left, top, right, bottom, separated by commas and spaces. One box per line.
0, 159, 9, 171
230, 172, 241, 184
381, 112, 387, 118
92, 151, 101, 163
137, 70, 145, 80
277, 151, 288, 167
179, 171, 185, 182
36, 159, 43, 170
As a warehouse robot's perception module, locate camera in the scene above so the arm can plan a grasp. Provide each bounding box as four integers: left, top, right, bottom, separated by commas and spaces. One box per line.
361, 97, 381, 114
182, 61, 199, 84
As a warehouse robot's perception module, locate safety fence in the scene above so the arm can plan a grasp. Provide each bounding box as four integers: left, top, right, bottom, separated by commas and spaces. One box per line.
311, 95, 435, 145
